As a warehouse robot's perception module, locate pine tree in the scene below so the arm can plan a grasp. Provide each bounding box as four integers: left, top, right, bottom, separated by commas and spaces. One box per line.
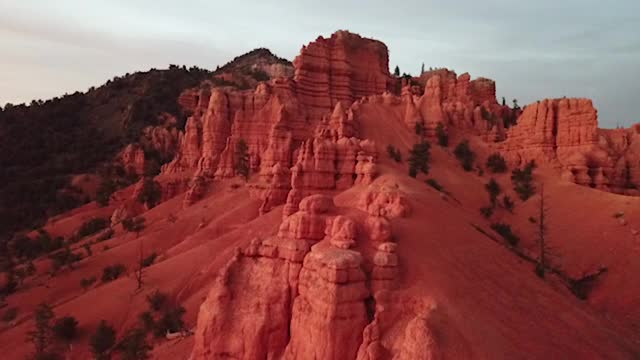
90, 320, 116, 360
135, 241, 145, 291
27, 303, 55, 358
235, 139, 250, 180
435, 123, 448, 147
393, 65, 400, 77
421, 62, 425, 74
408, 142, 431, 177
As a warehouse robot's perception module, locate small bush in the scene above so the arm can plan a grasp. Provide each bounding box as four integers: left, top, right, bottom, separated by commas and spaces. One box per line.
511, 161, 536, 200
101, 264, 126, 282
49, 247, 82, 272
146, 290, 168, 312
502, 195, 515, 212
491, 223, 520, 246
53, 316, 78, 343
117, 328, 152, 360
486, 153, 507, 173
138, 312, 155, 333
426, 179, 444, 192
80, 276, 97, 291
453, 140, 475, 171
480, 206, 494, 218
408, 141, 431, 177
153, 305, 185, 337
485, 178, 502, 205
415, 123, 425, 136
435, 123, 448, 147
90, 320, 115, 360
386, 145, 402, 163
122, 217, 145, 234
141, 252, 158, 268
2, 307, 18, 322
528, 216, 537, 224
76, 218, 110, 240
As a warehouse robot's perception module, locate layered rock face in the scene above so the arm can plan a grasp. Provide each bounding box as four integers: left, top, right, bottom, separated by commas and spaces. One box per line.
294, 30, 393, 120
159, 30, 390, 209
192, 191, 407, 360
408, 69, 514, 140
495, 98, 639, 190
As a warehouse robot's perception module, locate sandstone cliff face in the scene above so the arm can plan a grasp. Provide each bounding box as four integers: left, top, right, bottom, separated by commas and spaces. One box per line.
495, 98, 638, 191
399, 68, 516, 141
192, 190, 412, 360
294, 30, 392, 120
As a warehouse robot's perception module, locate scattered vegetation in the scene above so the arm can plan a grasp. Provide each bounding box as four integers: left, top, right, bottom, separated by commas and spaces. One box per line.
435, 123, 448, 147
490, 223, 520, 246
142, 252, 158, 268
386, 145, 402, 163
101, 264, 126, 282
511, 160, 537, 200
408, 142, 431, 178
415, 123, 425, 137
122, 217, 145, 235
117, 328, 152, 360
90, 320, 116, 360
49, 246, 82, 272
80, 276, 97, 291
235, 139, 250, 179
453, 140, 475, 171
75, 218, 110, 241
52, 316, 78, 344
7, 229, 64, 261
486, 153, 507, 173
140, 289, 186, 338
146, 290, 168, 312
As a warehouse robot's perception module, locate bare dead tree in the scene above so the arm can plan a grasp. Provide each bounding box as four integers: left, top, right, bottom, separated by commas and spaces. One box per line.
135, 240, 144, 291
535, 183, 553, 278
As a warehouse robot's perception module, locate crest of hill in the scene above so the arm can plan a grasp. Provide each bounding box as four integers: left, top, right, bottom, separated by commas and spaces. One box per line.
214, 48, 292, 76
0, 66, 212, 238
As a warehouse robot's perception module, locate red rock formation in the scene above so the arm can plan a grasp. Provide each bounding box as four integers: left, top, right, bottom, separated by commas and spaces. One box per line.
192, 195, 335, 359
258, 163, 291, 215
119, 144, 146, 176
284, 242, 369, 360
192, 192, 404, 359
359, 182, 411, 219
497, 98, 623, 188
294, 30, 392, 120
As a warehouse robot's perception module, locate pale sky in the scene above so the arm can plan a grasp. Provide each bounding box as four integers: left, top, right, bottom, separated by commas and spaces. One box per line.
1, 0, 638, 127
